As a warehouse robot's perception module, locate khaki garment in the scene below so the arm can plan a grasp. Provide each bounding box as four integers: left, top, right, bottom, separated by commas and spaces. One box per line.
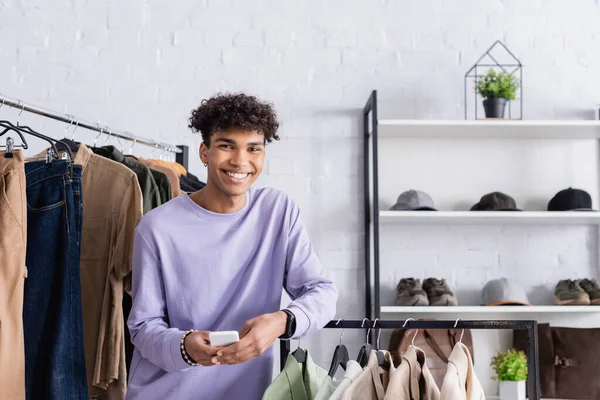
440, 343, 485, 400
139, 159, 182, 199
341, 351, 394, 400
0, 150, 26, 400
385, 346, 440, 400
145, 158, 187, 177
76, 144, 143, 400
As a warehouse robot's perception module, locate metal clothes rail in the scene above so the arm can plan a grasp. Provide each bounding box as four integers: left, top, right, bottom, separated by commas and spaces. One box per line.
279, 319, 541, 400
0, 93, 181, 154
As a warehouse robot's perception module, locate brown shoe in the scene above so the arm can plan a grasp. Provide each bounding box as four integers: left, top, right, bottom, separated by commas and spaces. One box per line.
396, 278, 429, 306
579, 279, 600, 305
554, 279, 590, 305
423, 278, 458, 306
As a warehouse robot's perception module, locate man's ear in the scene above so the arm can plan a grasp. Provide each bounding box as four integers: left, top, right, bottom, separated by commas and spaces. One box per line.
199, 142, 208, 165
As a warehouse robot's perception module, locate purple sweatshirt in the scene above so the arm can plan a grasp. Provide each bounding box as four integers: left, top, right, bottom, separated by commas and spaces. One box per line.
125, 187, 338, 400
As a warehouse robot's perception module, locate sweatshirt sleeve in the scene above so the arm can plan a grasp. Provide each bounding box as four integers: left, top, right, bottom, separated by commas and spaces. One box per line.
283, 201, 338, 340
127, 228, 191, 372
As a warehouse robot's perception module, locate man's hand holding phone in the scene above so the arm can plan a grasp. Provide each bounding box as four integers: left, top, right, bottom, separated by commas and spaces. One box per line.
215, 311, 288, 365
183, 331, 224, 366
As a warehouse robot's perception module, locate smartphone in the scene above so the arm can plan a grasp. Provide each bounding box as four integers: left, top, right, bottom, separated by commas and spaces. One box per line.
209, 331, 240, 347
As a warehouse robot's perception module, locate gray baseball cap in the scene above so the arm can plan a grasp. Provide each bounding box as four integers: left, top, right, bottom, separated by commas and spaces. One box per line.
390, 190, 437, 211
481, 278, 531, 306
471, 192, 521, 211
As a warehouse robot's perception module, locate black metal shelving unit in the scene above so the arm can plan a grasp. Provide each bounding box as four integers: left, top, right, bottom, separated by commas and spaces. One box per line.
359, 90, 542, 398
363, 90, 380, 322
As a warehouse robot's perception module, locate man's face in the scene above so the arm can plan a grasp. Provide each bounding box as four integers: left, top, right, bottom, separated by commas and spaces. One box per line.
200, 129, 265, 197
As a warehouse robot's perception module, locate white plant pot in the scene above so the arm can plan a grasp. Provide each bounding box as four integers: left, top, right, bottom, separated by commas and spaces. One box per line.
499, 380, 526, 400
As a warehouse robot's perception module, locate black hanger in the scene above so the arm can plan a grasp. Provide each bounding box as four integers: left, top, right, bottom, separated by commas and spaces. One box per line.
291, 335, 306, 364
0, 119, 68, 160
21, 122, 74, 162
292, 346, 306, 364
356, 343, 373, 368
375, 350, 389, 370
327, 320, 349, 377
356, 319, 374, 368
57, 138, 79, 153
0, 121, 29, 156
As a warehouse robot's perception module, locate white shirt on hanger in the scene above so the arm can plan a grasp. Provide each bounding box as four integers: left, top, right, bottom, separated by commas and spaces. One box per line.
315, 360, 362, 400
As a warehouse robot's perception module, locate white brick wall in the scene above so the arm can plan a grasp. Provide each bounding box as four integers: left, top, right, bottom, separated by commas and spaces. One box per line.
3, 0, 600, 395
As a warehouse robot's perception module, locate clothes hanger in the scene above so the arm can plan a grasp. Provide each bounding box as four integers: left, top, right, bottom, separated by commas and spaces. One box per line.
454, 318, 465, 343
291, 336, 306, 364
327, 319, 349, 377
114, 132, 125, 154
403, 318, 419, 348
0, 98, 29, 157
55, 115, 80, 154
149, 142, 159, 159
372, 319, 390, 370
128, 134, 137, 155
0, 101, 63, 161
93, 125, 105, 148
122, 133, 137, 159
356, 318, 374, 368
0, 121, 29, 156
103, 128, 113, 146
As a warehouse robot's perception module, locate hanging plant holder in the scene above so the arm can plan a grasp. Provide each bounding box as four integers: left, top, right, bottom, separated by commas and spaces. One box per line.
464, 40, 523, 120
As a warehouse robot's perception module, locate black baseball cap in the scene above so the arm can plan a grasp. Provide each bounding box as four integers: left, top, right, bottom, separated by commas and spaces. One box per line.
470, 192, 521, 211
548, 187, 595, 211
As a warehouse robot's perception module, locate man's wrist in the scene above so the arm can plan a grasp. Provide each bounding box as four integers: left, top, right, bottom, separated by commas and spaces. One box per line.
275, 311, 288, 337
181, 330, 200, 366
278, 309, 296, 339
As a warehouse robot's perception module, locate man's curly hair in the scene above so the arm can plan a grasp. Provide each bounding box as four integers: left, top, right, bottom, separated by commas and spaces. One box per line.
188, 93, 280, 146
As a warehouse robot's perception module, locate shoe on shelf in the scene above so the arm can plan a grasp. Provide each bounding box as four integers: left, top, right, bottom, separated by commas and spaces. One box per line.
423, 278, 458, 306
554, 279, 591, 305
396, 278, 429, 306
578, 279, 600, 305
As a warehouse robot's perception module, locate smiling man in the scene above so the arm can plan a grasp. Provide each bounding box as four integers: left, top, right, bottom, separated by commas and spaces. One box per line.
125, 93, 338, 400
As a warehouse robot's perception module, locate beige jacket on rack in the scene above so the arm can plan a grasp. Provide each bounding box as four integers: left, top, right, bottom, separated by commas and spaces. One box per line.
341, 351, 394, 400
76, 144, 143, 399
384, 345, 440, 400
440, 342, 485, 400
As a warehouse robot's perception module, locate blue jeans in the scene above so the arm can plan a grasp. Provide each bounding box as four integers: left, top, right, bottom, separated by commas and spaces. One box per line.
23, 160, 88, 400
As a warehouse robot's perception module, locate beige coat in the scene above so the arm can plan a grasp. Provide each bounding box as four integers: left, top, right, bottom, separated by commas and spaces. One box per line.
385, 345, 440, 400
440, 343, 485, 400
341, 351, 394, 400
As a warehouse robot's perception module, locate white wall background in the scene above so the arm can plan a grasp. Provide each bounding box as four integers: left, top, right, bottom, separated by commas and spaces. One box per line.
2, 0, 600, 396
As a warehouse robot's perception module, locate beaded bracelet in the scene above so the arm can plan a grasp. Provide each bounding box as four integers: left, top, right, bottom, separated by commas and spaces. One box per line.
180, 330, 200, 366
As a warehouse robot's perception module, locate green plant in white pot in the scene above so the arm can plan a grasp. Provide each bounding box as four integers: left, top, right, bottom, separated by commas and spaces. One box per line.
491, 349, 528, 400
476, 69, 519, 118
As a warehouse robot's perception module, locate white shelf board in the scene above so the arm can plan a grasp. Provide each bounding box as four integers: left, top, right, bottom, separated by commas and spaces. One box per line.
379, 210, 600, 225
381, 306, 600, 314
377, 119, 600, 139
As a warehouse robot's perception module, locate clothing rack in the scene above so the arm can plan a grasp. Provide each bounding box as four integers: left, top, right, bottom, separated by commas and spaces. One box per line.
0, 93, 181, 154
280, 319, 541, 400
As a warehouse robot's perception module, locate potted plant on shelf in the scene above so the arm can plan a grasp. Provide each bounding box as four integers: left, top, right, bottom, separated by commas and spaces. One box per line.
476, 69, 519, 119
491, 349, 528, 400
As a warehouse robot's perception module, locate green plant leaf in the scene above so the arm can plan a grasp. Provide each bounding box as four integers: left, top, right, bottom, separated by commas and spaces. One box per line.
476, 70, 519, 101
490, 349, 528, 381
